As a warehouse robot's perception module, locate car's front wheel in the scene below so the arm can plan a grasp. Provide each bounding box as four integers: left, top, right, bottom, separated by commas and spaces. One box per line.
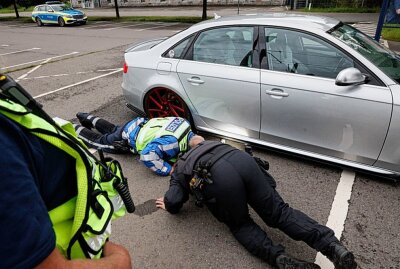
36, 17, 43, 27
144, 88, 192, 121
58, 17, 65, 27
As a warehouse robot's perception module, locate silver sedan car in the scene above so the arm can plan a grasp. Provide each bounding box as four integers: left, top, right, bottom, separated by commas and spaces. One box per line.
122, 14, 400, 179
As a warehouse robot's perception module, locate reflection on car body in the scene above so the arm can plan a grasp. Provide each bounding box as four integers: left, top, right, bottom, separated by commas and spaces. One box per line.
122, 14, 400, 179
31, 3, 87, 27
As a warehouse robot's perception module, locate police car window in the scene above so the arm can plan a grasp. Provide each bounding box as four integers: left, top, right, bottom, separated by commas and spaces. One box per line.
38, 6, 45, 11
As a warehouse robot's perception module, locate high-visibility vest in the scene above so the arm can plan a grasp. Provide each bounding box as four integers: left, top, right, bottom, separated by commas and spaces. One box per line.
135, 117, 191, 153
0, 98, 128, 260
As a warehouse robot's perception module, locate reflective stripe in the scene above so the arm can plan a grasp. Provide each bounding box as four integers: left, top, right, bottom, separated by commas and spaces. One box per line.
140, 151, 159, 161
152, 160, 164, 170
149, 166, 157, 171
87, 222, 112, 259
158, 142, 178, 151
110, 195, 124, 212
78, 135, 115, 150
92, 117, 100, 127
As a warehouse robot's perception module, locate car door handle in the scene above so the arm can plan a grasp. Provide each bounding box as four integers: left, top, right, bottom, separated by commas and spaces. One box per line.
187, 77, 204, 84
265, 89, 289, 97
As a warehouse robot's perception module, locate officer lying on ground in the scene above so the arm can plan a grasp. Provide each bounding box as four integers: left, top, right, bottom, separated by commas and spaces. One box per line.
156, 140, 357, 269
0, 74, 132, 268
74, 112, 203, 176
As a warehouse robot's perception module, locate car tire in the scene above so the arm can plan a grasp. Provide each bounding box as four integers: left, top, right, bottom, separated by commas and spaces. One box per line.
36, 18, 43, 27
58, 17, 65, 27
144, 88, 194, 127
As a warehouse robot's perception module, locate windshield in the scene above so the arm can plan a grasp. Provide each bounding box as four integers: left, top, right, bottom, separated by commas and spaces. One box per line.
330, 23, 400, 84
51, 5, 71, 11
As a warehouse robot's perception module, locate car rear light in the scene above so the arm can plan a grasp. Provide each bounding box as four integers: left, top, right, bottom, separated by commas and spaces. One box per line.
123, 62, 128, 73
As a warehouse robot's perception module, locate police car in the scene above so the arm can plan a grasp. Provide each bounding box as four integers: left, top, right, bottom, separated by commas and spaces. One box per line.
31, 3, 87, 27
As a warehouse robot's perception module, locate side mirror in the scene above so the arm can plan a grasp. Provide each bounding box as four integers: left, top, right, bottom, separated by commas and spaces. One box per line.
48, 9, 54, 12
335, 67, 367, 86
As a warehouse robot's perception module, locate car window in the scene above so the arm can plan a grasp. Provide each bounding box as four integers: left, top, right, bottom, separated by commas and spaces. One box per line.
265, 28, 354, 79
46, 5, 53, 12
38, 6, 45, 11
331, 24, 400, 84
191, 27, 254, 67
164, 37, 191, 59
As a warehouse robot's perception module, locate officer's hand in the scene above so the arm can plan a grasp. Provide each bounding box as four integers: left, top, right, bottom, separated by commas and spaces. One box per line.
155, 197, 166, 210
103, 241, 132, 269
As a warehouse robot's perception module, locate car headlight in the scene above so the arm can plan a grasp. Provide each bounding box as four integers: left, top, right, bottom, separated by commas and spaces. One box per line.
65, 15, 73, 18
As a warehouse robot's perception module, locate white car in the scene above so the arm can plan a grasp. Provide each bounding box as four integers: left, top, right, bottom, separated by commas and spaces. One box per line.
122, 14, 400, 179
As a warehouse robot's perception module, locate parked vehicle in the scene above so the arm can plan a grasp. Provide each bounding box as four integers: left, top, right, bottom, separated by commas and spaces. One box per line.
122, 14, 400, 178
32, 3, 87, 27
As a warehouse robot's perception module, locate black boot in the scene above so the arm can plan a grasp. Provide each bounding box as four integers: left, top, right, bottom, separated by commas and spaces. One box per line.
275, 254, 321, 269
76, 112, 95, 129
322, 242, 357, 269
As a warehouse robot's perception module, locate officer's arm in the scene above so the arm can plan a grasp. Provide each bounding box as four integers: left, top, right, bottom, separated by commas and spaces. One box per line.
35, 242, 132, 269
140, 138, 180, 176
163, 172, 189, 214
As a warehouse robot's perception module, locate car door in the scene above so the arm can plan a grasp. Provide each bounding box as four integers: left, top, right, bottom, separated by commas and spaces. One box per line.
177, 26, 261, 139
260, 27, 392, 165
45, 5, 57, 23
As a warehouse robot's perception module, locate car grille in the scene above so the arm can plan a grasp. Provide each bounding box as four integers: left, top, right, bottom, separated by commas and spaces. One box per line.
73, 14, 84, 19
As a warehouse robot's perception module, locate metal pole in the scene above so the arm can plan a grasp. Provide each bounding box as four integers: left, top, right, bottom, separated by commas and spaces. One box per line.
237, 0, 240, 14
374, 0, 390, 41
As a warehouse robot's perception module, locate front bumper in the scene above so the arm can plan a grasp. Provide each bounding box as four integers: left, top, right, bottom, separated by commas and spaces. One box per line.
65, 16, 87, 24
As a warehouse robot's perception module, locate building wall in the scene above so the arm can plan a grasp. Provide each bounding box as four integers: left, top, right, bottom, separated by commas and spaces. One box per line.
99, 0, 284, 7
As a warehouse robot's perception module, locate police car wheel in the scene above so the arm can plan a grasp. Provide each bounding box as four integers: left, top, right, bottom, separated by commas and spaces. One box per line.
36, 18, 43, 27
58, 17, 65, 27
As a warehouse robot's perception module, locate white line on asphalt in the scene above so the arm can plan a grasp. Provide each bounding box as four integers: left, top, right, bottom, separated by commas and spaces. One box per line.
19, 68, 121, 80
135, 23, 179, 31
80, 22, 115, 29
33, 68, 122, 99
315, 170, 356, 269
16, 58, 52, 82
103, 22, 149, 31
0, 47, 41, 56
1, 45, 9, 47
1, 51, 79, 70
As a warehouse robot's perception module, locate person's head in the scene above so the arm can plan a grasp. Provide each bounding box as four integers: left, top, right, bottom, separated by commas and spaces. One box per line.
188, 134, 205, 149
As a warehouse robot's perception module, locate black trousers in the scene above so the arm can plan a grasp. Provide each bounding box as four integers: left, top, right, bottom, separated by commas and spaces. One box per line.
202, 150, 338, 265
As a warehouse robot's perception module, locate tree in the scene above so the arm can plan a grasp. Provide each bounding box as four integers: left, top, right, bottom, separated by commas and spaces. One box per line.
13, 0, 19, 18
114, 0, 120, 18
202, 0, 207, 20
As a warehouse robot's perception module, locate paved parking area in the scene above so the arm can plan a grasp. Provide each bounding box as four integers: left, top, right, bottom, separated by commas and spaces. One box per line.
1, 19, 399, 268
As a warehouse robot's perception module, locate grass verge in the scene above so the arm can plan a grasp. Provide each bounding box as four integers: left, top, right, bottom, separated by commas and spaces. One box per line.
300, 7, 379, 13
0, 15, 206, 23
0, 6, 34, 13
382, 26, 400, 42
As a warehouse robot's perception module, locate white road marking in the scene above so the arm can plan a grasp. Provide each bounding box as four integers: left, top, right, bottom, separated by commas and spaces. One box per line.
81, 22, 115, 29
135, 23, 179, 32
1, 45, 9, 47
16, 58, 52, 82
0, 47, 41, 56
1, 51, 79, 70
19, 68, 121, 80
33, 68, 122, 99
315, 170, 356, 269
103, 22, 149, 31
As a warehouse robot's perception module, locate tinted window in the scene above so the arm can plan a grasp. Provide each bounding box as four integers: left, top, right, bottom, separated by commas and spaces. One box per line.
191, 27, 254, 67
165, 37, 191, 59
265, 28, 354, 79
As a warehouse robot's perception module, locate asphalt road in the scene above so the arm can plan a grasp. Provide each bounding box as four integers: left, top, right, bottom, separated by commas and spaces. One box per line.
1, 15, 399, 269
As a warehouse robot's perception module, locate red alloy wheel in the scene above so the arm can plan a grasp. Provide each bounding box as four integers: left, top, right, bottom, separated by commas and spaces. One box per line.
144, 88, 189, 119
